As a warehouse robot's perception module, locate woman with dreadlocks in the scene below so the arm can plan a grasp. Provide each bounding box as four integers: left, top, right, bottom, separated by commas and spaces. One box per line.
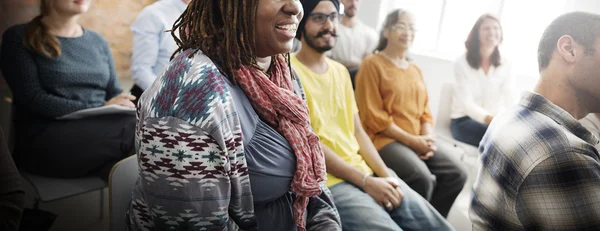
126, 0, 341, 230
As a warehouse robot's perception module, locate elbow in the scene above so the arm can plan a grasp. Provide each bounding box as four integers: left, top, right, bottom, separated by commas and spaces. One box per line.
365, 116, 392, 135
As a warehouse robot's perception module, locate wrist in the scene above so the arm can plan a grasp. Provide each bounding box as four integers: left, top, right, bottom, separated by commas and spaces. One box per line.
360, 173, 371, 189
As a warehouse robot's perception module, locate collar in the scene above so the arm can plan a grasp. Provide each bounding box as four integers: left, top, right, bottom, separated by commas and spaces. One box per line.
519, 91, 600, 146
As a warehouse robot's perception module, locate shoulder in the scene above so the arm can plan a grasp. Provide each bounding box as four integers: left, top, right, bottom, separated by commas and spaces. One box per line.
2, 24, 27, 42
454, 54, 468, 67
361, 54, 380, 66
327, 57, 349, 74
141, 50, 236, 127
498, 56, 512, 70
480, 107, 585, 189
84, 29, 109, 46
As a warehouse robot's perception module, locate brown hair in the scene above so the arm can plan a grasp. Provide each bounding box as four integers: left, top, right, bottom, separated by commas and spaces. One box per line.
170, 0, 267, 83
465, 14, 503, 69
24, 0, 61, 58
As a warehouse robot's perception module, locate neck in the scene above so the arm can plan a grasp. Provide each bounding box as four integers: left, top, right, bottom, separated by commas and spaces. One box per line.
341, 15, 357, 27
295, 44, 328, 74
181, 0, 191, 4
42, 13, 80, 37
480, 46, 495, 61
535, 69, 590, 120
380, 46, 407, 60
256, 56, 272, 73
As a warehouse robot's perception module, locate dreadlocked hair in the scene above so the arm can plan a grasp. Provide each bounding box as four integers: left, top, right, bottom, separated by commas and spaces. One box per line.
170, 0, 259, 84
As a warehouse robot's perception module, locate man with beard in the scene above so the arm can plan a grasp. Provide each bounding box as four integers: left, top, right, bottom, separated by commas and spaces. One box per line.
328, 0, 377, 87
291, 1, 454, 230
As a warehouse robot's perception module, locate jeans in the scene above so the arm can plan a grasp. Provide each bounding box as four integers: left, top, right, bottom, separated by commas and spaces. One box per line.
450, 116, 488, 147
329, 176, 455, 231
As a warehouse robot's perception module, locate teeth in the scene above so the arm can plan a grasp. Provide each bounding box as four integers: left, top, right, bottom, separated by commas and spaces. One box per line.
275, 24, 297, 31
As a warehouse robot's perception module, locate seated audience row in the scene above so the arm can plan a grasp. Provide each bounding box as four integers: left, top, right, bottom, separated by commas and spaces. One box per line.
293, 2, 455, 230
0, 0, 135, 181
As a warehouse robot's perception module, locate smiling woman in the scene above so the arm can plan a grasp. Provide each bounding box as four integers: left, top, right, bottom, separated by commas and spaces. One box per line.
127, 0, 342, 231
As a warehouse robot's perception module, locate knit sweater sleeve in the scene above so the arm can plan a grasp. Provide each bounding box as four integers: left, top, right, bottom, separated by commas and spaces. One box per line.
128, 52, 257, 231
0, 25, 89, 118
98, 35, 123, 100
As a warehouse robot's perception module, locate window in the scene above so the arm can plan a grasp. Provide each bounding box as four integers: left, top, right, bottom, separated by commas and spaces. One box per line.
380, 0, 569, 78
500, 0, 568, 77
378, 0, 444, 52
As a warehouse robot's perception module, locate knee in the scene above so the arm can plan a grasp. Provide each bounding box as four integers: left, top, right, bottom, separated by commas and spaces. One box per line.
410, 170, 436, 200
447, 164, 468, 190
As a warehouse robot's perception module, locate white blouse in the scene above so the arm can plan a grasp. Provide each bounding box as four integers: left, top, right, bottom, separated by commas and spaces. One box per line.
450, 54, 516, 123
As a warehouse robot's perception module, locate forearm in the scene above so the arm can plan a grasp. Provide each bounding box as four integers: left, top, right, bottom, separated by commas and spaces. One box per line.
420, 122, 434, 136
355, 128, 391, 178
321, 143, 366, 187
381, 123, 414, 146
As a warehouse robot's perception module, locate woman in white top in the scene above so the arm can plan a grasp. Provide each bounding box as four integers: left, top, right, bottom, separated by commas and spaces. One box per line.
450, 14, 515, 147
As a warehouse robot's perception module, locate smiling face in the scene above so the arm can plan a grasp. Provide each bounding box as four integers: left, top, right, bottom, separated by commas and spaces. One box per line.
478, 18, 502, 49
255, 0, 303, 57
301, 1, 339, 53
383, 12, 415, 52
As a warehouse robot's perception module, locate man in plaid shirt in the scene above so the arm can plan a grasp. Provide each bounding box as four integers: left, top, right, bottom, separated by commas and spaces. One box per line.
470, 12, 600, 230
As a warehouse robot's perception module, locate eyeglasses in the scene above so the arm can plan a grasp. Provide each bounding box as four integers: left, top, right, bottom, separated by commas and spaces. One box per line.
308, 12, 341, 25
388, 24, 416, 32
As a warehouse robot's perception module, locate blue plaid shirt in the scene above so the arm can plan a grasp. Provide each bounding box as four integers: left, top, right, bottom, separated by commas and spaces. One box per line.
470, 92, 600, 230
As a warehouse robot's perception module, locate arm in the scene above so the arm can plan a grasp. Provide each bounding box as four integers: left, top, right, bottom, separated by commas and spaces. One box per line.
0, 27, 89, 118
322, 143, 366, 187
516, 152, 600, 229
418, 68, 435, 136
420, 122, 434, 136
354, 59, 394, 138
130, 9, 162, 91
0, 128, 24, 231
354, 113, 392, 178
454, 60, 491, 124
101, 37, 123, 100
135, 117, 257, 230
354, 59, 426, 152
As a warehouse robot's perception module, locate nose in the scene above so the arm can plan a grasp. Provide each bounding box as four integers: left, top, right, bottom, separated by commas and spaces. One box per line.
283, 0, 302, 18
323, 17, 335, 30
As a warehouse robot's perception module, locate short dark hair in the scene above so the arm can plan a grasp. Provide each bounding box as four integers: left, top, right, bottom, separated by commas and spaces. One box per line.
465, 14, 503, 69
538, 11, 600, 72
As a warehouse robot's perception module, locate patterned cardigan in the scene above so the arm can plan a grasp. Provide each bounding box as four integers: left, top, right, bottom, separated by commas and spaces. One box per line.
127, 50, 340, 231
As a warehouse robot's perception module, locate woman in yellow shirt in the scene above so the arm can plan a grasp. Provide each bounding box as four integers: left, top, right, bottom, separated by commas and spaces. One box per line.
355, 9, 467, 218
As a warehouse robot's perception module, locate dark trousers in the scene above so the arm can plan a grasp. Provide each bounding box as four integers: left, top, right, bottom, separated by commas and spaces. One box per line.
378, 141, 467, 217
16, 114, 135, 181
450, 116, 488, 147
347, 67, 359, 90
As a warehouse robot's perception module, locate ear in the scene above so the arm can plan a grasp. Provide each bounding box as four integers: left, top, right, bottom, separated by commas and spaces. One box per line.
557, 35, 578, 64
382, 28, 390, 40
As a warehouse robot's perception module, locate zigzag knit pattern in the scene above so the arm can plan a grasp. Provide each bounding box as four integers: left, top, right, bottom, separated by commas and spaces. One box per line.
127, 50, 257, 231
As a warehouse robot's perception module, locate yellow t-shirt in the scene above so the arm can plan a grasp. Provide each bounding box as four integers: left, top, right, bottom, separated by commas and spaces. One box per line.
291, 55, 373, 187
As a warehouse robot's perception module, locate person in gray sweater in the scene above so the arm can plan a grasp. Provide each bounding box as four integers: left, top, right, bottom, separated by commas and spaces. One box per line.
0, 0, 135, 181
